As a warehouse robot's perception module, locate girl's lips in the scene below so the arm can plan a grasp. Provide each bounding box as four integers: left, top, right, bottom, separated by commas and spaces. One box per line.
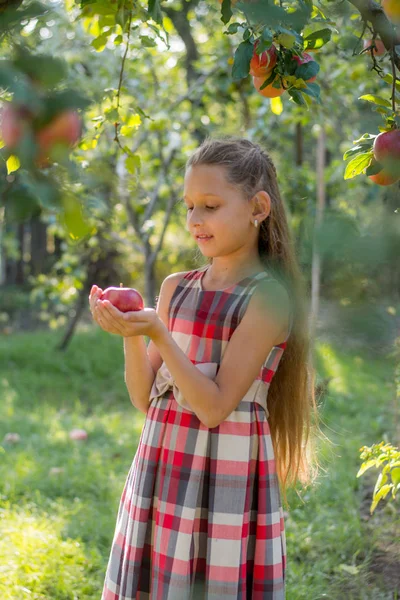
196, 235, 213, 242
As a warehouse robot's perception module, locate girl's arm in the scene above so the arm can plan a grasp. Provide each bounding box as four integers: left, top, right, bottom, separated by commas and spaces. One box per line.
124, 273, 186, 414
123, 336, 157, 414
89, 276, 186, 415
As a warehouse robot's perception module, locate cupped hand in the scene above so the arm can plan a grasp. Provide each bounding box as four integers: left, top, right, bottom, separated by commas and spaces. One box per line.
88, 285, 164, 339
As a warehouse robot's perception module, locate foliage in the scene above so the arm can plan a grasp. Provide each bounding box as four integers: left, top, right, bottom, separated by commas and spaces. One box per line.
357, 337, 400, 515
357, 441, 400, 514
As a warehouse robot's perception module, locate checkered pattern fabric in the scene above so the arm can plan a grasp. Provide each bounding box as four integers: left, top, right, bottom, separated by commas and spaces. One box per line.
102, 267, 291, 599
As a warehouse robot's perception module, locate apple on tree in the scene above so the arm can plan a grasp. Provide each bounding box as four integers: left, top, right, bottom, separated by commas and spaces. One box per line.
363, 38, 386, 56
0, 103, 31, 148
253, 75, 285, 98
252, 50, 319, 99
249, 43, 278, 77
100, 286, 144, 312
36, 110, 82, 167
372, 129, 400, 181
1, 102, 82, 167
292, 53, 318, 82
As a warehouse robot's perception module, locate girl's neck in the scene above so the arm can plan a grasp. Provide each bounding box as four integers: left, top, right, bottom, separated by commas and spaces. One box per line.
205, 260, 265, 286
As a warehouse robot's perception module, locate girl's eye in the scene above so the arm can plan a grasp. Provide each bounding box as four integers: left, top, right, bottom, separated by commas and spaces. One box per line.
185, 206, 217, 211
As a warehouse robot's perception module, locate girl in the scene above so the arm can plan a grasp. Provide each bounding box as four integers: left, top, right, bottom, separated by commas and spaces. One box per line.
89, 136, 319, 599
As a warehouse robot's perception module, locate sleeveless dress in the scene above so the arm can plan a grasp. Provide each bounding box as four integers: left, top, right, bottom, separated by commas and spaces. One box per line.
102, 266, 293, 600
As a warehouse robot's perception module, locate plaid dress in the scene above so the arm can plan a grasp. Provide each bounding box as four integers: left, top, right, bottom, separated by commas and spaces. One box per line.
102, 266, 292, 600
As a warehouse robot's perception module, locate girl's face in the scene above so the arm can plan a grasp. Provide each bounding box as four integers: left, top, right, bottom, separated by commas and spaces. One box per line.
183, 164, 259, 258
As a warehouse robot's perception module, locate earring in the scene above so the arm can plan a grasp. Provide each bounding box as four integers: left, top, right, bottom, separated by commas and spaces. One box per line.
254, 219, 258, 228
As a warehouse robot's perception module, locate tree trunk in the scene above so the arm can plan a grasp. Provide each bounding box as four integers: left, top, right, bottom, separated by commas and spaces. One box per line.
15, 223, 25, 285
0, 206, 5, 286
144, 242, 157, 308
30, 216, 48, 275
310, 127, 326, 347
295, 122, 303, 166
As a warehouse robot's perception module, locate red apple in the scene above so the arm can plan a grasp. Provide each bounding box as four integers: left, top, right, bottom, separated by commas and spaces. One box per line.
292, 53, 318, 82
253, 75, 285, 98
249, 43, 278, 77
36, 110, 82, 166
0, 103, 30, 149
69, 428, 88, 441
373, 129, 400, 178
3, 432, 21, 444
100, 286, 144, 312
363, 38, 386, 56
368, 168, 399, 185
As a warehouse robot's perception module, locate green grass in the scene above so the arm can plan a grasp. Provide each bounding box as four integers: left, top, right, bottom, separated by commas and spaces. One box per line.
0, 325, 398, 599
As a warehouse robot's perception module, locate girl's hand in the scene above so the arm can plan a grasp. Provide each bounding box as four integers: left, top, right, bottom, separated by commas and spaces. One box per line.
89, 285, 164, 339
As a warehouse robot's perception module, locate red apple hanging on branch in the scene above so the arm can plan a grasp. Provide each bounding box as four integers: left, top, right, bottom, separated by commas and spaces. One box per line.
366, 129, 400, 185
252, 49, 319, 100
367, 158, 399, 186
362, 38, 386, 56
249, 42, 278, 77
1, 102, 82, 168
36, 110, 82, 167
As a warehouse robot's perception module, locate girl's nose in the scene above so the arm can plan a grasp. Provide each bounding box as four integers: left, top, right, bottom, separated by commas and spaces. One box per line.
187, 208, 204, 225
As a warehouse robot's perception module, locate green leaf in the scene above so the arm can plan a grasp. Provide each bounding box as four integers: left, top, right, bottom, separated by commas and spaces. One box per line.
3, 181, 41, 223
338, 564, 359, 576
259, 71, 277, 90
91, 33, 109, 52
295, 60, 320, 81
288, 89, 307, 106
126, 155, 141, 174
261, 27, 273, 45
353, 133, 377, 144
13, 51, 68, 88
343, 144, 369, 160
359, 95, 392, 108
221, 0, 233, 25
276, 32, 296, 49
225, 22, 243, 35
391, 467, 400, 487
140, 35, 157, 48
356, 458, 378, 477
303, 28, 332, 50
6, 155, 20, 174
302, 82, 321, 102
370, 484, 392, 514
344, 152, 373, 180
62, 195, 92, 241
366, 160, 383, 176
148, 0, 163, 25
373, 472, 388, 496
232, 40, 254, 81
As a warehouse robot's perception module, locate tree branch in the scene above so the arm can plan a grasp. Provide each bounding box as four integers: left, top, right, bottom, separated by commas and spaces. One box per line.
348, 0, 400, 72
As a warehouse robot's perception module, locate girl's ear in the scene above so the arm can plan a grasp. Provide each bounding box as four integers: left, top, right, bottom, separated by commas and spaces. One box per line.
252, 191, 271, 220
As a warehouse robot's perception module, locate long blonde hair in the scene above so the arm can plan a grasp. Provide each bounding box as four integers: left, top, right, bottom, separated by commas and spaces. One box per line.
186, 136, 322, 506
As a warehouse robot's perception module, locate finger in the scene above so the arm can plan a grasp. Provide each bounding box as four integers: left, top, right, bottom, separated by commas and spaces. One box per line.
97, 301, 125, 335
101, 299, 124, 318
122, 310, 142, 321
89, 285, 101, 299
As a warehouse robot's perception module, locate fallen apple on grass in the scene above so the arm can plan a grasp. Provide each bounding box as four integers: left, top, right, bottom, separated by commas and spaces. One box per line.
69, 428, 88, 441
100, 286, 144, 312
3, 432, 21, 444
